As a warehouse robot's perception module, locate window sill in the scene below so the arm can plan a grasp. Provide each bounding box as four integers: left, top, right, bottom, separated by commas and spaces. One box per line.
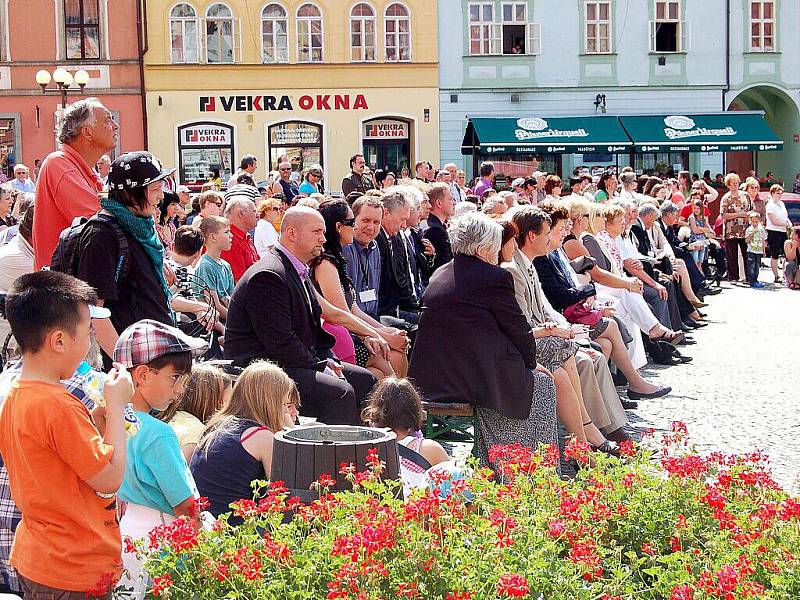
648, 51, 687, 56
579, 52, 617, 57
464, 54, 539, 58
742, 51, 781, 56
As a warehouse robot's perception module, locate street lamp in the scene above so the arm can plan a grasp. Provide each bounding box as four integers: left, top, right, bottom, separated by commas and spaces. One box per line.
35, 68, 90, 106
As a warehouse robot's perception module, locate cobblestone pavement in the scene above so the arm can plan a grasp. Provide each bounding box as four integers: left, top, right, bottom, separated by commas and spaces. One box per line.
629, 274, 799, 493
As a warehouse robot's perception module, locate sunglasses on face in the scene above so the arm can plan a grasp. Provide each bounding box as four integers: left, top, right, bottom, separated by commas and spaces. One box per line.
280, 168, 291, 172
340, 217, 356, 227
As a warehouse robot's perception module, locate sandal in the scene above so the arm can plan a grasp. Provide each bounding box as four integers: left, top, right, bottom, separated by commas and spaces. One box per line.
591, 439, 621, 458
649, 330, 685, 346
774, 276, 783, 284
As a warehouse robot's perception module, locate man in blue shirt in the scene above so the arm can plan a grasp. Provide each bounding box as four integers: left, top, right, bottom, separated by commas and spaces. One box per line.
343, 196, 384, 319
9, 165, 35, 194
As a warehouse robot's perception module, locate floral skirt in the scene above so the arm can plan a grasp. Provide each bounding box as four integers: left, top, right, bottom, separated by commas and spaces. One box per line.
475, 370, 558, 468
535, 335, 578, 372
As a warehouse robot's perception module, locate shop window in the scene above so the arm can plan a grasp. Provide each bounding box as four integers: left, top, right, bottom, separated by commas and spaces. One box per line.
468, 3, 540, 56
204, 3, 236, 64
750, 0, 775, 52
297, 3, 323, 63
350, 3, 376, 62
64, 0, 100, 60
384, 3, 410, 62
268, 121, 323, 176
585, 1, 611, 54
177, 121, 235, 187
649, 1, 688, 53
261, 3, 288, 63
170, 3, 199, 64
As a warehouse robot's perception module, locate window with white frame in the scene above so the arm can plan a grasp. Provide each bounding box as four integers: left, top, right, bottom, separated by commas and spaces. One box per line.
384, 3, 410, 62
261, 3, 288, 63
350, 3, 376, 62
501, 2, 526, 54
65, 0, 101, 59
297, 3, 323, 63
585, 1, 611, 54
170, 3, 199, 63
205, 3, 234, 63
650, 1, 687, 53
750, 0, 775, 52
468, 3, 494, 55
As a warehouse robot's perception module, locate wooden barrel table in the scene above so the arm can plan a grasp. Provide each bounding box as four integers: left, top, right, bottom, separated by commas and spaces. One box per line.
271, 425, 400, 502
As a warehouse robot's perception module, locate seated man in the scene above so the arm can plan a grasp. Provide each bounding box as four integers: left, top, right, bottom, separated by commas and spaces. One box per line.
224, 207, 384, 425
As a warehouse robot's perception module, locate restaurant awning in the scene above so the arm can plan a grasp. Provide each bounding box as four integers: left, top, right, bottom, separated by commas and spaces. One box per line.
619, 112, 784, 153
460, 116, 633, 155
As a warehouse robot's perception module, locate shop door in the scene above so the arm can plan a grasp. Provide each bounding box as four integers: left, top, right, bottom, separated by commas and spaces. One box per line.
363, 141, 409, 175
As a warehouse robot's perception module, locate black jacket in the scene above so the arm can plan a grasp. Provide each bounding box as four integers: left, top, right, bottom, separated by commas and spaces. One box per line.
224, 248, 335, 369
423, 213, 453, 273
341, 172, 374, 197
532, 252, 596, 312
408, 255, 536, 419
407, 226, 433, 290
376, 228, 418, 316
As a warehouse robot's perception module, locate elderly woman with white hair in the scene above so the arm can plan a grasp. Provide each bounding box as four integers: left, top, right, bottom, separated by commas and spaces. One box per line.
409, 212, 558, 465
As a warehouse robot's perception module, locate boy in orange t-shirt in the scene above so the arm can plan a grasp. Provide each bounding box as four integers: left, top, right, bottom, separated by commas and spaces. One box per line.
0, 271, 133, 598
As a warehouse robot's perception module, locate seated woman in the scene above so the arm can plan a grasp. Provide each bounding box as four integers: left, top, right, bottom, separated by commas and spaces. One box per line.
156, 192, 180, 255
565, 200, 685, 351
311, 198, 409, 378
361, 377, 450, 496
190, 361, 298, 524
254, 198, 281, 259
498, 220, 623, 452
534, 204, 670, 400
408, 212, 559, 467
160, 363, 231, 462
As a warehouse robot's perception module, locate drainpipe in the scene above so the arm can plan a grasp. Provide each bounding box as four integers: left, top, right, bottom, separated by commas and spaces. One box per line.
136, 0, 149, 149
723, 0, 730, 110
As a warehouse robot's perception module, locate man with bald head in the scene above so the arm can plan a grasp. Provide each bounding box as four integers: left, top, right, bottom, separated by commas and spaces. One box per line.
224, 206, 380, 424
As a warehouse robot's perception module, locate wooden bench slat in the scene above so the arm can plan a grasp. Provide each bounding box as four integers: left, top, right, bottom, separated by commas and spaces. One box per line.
422, 401, 475, 417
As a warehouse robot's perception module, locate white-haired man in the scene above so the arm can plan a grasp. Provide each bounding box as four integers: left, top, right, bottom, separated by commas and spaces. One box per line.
33, 98, 118, 269
220, 196, 260, 281
10, 164, 35, 194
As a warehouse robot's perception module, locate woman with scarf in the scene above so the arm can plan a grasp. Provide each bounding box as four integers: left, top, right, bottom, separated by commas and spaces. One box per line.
75, 151, 176, 368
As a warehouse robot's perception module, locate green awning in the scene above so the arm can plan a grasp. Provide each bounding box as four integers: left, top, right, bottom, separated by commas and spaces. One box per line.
460, 116, 632, 155
620, 112, 783, 153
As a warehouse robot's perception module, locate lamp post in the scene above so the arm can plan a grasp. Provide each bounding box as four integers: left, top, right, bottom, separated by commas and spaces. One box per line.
35, 68, 90, 106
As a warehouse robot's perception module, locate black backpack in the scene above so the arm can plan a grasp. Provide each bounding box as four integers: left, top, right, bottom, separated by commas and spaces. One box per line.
50, 213, 129, 283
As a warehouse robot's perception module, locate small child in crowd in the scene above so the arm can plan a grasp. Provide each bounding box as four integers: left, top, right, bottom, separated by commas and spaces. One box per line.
159, 362, 231, 462
745, 211, 767, 289
196, 216, 234, 338
0, 271, 133, 599
113, 319, 208, 594
361, 377, 450, 497
190, 361, 298, 525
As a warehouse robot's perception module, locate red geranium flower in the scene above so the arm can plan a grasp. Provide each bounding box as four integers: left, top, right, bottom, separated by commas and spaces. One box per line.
496, 573, 529, 597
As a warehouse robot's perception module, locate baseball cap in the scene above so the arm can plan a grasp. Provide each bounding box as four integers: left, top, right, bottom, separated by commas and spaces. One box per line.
532, 171, 547, 179
113, 319, 208, 367
511, 177, 525, 188
176, 185, 191, 194
108, 151, 176, 192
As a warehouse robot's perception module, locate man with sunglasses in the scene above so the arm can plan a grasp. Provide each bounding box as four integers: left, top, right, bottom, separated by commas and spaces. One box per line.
271, 161, 299, 204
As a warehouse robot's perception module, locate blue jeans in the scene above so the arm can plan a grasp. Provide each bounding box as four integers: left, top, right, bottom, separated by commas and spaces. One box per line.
746, 252, 762, 284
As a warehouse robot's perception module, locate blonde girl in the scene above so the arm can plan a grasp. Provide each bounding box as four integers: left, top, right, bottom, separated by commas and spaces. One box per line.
189, 361, 298, 522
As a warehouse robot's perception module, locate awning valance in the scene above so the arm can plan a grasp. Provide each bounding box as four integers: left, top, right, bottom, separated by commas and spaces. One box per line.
619, 113, 783, 153
460, 116, 633, 155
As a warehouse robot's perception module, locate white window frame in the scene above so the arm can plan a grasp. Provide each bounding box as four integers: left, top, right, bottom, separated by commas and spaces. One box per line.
384, 2, 411, 62
749, 0, 776, 52
0, 0, 10, 61
260, 3, 289, 63
203, 2, 239, 64
649, 1, 688, 53
468, 2, 496, 56
296, 3, 324, 63
169, 2, 199, 64
584, 0, 612, 54
349, 3, 377, 63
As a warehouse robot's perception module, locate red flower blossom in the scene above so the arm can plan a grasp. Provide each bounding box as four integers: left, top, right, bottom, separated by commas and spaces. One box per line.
641, 542, 656, 556
670, 584, 694, 600
316, 473, 336, 488
151, 573, 173, 596
618, 439, 636, 457
445, 592, 474, 600
548, 519, 567, 538
496, 573, 529, 597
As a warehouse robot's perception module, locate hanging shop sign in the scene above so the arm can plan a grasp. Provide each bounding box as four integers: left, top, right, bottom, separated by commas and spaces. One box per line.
363, 120, 409, 139
180, 124, 233, 146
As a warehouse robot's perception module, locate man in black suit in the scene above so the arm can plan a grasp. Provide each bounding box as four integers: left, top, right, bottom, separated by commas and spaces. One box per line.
402, 194, 434, 298
341, 154, 374, 197
224, 207, 383, 425
423, 182, 454, 273
375, 190, 419, 326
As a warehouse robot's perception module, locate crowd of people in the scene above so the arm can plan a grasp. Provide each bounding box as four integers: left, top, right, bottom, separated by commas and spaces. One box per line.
0, 96, 797, 598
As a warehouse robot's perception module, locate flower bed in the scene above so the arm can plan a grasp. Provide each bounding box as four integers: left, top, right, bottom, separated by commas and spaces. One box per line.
130, 423, 800, 599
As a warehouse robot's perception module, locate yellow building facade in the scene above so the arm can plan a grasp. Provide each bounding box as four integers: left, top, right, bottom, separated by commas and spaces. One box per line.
144, 0, 439, 191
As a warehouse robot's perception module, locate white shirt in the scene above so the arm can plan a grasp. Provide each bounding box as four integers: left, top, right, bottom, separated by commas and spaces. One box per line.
616, 234, 638, 261
766, 199, 789, 232
254, 219, 279, 259
0, 235, 34, 347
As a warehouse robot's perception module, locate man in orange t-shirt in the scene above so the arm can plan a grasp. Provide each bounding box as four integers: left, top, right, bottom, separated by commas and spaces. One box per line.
0, 271, 132, 597
32, 98, 118, 270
